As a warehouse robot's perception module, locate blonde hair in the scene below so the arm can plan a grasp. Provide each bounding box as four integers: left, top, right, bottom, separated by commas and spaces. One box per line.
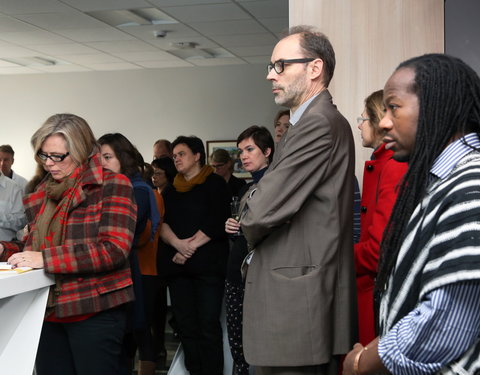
364, 90, 385, 141
31, 113, 98, 166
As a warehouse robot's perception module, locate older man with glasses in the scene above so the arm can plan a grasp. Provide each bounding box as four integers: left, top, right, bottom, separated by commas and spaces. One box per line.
240, 25, 356, 375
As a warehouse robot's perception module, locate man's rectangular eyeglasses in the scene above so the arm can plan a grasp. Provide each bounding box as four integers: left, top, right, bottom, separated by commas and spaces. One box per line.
267, 58, 315, 74
37, 151, 70, 163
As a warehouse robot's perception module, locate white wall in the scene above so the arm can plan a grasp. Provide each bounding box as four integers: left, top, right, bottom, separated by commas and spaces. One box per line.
0, 63, 279, 180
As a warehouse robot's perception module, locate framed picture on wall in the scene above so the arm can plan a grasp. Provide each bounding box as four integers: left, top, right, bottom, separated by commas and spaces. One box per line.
206, 140, 251, 179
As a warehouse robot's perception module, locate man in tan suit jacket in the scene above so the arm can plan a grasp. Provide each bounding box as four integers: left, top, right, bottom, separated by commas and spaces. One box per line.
240, 26, 357, 375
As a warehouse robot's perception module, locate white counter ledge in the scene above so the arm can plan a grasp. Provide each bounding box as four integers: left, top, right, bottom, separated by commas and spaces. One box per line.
0, 269, 54, 375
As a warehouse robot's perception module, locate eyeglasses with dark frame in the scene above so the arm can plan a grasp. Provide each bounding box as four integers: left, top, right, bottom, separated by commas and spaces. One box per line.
37, 151, 70, 163
267, 58, 316, 74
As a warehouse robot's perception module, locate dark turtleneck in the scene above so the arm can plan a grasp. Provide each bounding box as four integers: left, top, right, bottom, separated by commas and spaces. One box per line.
251, 166, 268, 184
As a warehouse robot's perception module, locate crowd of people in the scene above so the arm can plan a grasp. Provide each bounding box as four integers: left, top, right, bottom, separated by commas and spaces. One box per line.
1, 24, 480, 375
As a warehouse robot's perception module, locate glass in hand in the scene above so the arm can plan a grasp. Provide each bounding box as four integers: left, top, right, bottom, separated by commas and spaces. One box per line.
230, 197, 242, 236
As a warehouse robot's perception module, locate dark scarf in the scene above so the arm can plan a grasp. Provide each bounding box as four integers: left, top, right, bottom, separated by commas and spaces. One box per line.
130, 173, 160, 241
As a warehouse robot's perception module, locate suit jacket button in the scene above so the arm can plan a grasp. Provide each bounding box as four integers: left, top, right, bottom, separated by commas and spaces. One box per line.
361, 206, 367, 213
366, 165, 374, 171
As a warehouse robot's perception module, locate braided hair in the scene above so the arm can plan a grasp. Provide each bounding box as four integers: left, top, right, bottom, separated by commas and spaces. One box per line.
375, 54, 480, 293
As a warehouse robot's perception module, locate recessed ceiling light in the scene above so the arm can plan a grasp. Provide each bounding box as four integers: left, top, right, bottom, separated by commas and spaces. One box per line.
88, 8, 179, 28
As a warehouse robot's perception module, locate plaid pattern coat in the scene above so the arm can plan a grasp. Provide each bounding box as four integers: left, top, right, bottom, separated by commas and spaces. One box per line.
0, 153, 137, 318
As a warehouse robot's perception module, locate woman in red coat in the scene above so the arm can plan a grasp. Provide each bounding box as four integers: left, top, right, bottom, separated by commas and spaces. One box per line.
355, 90, 408, 345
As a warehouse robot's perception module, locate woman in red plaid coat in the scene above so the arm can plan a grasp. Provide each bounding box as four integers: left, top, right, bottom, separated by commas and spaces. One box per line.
0, 113, 138, 375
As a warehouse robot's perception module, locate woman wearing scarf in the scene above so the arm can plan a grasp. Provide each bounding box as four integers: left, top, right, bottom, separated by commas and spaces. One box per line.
159, 135, 230, 375
98, 133, 161, 375
0, 114, 137, 375
224, 126, 274, 375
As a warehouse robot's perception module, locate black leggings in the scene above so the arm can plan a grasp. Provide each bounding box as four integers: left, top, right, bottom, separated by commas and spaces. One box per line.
225, 280, 249, 375
136, 275, 166, 361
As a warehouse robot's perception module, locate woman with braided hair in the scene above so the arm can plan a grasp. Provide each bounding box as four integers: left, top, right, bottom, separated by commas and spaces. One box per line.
343, 54, 480, 375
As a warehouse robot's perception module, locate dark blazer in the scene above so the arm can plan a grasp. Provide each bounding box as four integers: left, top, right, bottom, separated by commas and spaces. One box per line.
241, 90, 357, 366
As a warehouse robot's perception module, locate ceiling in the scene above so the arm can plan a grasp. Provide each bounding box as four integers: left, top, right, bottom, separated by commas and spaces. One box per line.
0, 0, 288, 75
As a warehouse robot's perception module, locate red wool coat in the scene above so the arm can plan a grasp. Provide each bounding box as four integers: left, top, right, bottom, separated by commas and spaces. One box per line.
0, 153, 137, 318
355, 143, 408, 345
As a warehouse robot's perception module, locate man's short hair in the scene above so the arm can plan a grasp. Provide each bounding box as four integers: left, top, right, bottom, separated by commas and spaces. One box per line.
286, 25, 336, 87
154, 139, 172, 152
0, 144, 14, 156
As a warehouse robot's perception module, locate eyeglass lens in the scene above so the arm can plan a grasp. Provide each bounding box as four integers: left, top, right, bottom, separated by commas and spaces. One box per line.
38, 152, 69, 162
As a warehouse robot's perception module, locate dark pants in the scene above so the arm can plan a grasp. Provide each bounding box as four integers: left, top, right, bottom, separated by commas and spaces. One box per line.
136, 275, 165, 361
35, 306, 126, 375
152, 277, 168, 358
169, 274, 225, 375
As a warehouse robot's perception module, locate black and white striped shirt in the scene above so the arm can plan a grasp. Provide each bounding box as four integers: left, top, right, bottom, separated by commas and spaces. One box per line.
379, 134, 480, 374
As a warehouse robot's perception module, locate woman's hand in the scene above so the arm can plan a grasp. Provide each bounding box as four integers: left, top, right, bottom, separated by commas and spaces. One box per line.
174, 237, 197, 258
225, 218, 241, 234
8, 251, 44, 269
0, 243, 4, 257
172, 252, 187, 265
